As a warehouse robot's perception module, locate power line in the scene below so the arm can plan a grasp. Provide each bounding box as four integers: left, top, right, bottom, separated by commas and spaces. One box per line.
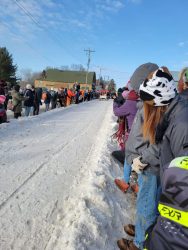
0, 18, 56, 65
92, 64, 130, 74
13, 0, 84, 65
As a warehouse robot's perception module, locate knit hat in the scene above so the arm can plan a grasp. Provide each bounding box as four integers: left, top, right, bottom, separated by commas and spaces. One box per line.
122, 90, 130, 99
0, 95, 6, 104
26, 84, 32, 90
130, 63, 159, 93
117, 88, 123, 93
139, 67, 177, 106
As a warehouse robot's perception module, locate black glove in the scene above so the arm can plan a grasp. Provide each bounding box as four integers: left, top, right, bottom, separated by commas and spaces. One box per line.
114, 95, 125, 106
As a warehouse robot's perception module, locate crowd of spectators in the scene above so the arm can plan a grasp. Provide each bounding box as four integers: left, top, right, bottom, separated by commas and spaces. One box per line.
112, 63, 188, 250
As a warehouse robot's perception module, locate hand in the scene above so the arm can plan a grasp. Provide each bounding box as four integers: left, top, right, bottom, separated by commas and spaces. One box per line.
131, 156, 148, 174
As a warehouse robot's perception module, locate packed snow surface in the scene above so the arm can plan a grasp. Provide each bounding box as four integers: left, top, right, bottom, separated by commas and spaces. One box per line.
0, 100, 135, 250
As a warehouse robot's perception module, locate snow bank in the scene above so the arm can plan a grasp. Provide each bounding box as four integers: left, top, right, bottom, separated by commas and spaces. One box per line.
0, 101, 136, 250
44, 107, 136, 250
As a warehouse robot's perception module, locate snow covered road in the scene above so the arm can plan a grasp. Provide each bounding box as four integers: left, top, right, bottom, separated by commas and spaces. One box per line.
0, 100, 135, 250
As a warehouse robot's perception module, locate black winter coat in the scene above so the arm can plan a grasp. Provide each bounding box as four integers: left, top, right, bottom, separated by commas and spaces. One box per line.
156, 89, 188, 177
24, 89, 34, 107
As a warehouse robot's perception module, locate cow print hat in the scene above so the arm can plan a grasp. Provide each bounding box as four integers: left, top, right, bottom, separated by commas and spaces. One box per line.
139, 67, 177, 106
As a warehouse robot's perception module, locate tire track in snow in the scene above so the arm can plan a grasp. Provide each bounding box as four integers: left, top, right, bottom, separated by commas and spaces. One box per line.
0, 119, 94, 211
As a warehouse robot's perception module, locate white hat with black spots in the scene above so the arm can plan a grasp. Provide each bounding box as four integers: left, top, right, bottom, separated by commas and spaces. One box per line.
139, 68, 177, 106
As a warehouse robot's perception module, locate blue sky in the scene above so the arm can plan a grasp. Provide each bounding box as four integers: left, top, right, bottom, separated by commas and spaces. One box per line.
0, 0, 188, 88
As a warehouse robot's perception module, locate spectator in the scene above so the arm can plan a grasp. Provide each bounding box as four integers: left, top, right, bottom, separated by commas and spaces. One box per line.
0, 94, 7, 123
118, 67, 176, 250
43, 90, 51, 111
114, 88, 125, 107
117, 63, 161, 250
4, 86, 10, 110
57, 88, 66, 107
113, 88, 139, 193
139, 66, 185, 175
24, 84, 34, 117
33, 87, 42, 115
50, 87, 58, 109
144, 156, 188, 250
66, 89, 75, 106
12, 85, 24, 119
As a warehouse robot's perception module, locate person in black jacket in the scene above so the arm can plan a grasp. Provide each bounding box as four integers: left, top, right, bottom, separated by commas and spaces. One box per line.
144, 156, 188, 250
24, 84, 34, 116
50, 87, 58, 109
33, 87, 42, 115
153, 67, 188, 177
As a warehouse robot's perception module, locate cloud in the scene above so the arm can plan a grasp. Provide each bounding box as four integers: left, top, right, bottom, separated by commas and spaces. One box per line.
0, 0, 125, 65
0, 0, 125, 36
128, 0, 142, 3
95, 0, 124, 13
178, 42, 185, 47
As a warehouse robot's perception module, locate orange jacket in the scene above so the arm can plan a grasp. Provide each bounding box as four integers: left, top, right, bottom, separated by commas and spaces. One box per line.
67, 89, 75, 98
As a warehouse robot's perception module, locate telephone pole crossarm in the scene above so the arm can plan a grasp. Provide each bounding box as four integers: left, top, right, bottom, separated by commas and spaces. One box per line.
84, 48, 95, 86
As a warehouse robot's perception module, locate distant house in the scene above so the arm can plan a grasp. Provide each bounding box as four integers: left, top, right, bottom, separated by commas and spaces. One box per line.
34, 69, 96, 90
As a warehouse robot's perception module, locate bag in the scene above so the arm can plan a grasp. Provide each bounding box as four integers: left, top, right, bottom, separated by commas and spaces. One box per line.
111, 117, 129, 151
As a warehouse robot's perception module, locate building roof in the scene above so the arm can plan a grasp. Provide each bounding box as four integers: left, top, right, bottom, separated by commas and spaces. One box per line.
40, 69, 96, 84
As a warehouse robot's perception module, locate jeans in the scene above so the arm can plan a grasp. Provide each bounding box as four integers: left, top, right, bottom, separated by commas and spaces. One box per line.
123, 160, 132, 183
134, 171, 161, 250
45, 103, 50, 111
25, 106, 32, 117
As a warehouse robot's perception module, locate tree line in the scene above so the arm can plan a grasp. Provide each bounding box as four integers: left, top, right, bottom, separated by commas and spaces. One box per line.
0, 47, 116, 91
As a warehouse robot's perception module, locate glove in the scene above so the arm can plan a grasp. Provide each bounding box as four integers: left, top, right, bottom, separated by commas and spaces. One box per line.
114, 95, 125, 106
131, 156, 148, 174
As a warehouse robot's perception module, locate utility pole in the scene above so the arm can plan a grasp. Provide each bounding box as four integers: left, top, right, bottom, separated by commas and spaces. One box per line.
84, 48, 95, 88
96, 66, 104, 88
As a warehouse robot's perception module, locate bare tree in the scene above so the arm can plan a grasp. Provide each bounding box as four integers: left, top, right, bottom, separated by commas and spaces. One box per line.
60, 65, 69, 70
71, 64, 86, 71
21, 69, 41, 83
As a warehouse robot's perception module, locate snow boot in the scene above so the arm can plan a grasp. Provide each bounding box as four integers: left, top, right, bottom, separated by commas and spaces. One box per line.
117, 239, 140, 250
124, 224, 135, 237
130, 183, 139, 194
111, 150, 125, 165
114, 179, 129, 193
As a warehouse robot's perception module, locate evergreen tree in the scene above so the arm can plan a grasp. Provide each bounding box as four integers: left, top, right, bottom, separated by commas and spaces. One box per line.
0, 47, 17, 86
108, 79, 116, 92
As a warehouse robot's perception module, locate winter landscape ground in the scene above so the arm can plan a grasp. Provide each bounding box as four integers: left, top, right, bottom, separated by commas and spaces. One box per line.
0, 100, 135, 250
